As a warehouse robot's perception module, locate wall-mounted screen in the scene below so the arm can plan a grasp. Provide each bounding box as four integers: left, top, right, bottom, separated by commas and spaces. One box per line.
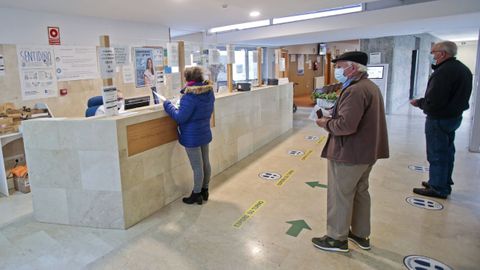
367, 66, 384, 79
318, 43, 327, 55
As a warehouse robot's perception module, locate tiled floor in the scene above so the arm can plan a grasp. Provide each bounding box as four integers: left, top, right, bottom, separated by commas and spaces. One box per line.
1, 107, 479, 270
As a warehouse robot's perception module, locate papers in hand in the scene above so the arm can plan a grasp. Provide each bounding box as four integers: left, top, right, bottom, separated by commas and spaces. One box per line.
309, 105, 332, 121
152, 91, 168, 102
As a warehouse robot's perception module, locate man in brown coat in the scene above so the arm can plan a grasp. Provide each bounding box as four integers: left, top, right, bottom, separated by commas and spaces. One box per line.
313, 51, 389, 253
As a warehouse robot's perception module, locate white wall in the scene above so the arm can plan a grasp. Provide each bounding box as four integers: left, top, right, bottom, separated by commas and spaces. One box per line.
457, 41, 478, 74
0, 8, 170, 46
327, 40, 360, 56
284, 44, 317, 55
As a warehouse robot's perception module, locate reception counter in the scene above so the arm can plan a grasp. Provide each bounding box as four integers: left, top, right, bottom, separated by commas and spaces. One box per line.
22, 83, 293, 229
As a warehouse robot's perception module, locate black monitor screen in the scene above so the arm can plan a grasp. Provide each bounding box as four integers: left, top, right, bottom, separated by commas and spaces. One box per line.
124, 96, 150, 110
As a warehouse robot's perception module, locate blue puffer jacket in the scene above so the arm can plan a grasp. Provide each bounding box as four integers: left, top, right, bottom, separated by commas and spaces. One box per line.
163, 82, 215, 148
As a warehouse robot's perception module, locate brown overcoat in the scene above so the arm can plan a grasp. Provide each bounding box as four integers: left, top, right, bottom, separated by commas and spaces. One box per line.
321, 75, 389, 164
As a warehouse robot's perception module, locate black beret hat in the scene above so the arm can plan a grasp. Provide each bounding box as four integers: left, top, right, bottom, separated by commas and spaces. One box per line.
332, 51, 368, 65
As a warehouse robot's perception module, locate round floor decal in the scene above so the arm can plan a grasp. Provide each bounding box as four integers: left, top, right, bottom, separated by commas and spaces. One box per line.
408, 165, 429, 173
258, 172, 282, 181
288, 150, 304, 157
406, 196, 443, 210
404, 255, 452, 270
305, 135, 319, 141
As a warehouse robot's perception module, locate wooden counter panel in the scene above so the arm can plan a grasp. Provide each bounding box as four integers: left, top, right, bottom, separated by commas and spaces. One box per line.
126, 117, 178, 156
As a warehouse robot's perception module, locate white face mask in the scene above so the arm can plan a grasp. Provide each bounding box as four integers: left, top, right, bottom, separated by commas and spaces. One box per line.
117, 99, 124, 110
334, 67, 348, 83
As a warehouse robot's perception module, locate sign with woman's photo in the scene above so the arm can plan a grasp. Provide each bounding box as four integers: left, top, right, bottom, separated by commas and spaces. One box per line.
134, 48, 154, 88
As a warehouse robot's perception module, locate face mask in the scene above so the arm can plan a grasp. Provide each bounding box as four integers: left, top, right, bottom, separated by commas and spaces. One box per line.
117, 100, 124, 110
429, 54, 436, 65
334, 67, 348, 83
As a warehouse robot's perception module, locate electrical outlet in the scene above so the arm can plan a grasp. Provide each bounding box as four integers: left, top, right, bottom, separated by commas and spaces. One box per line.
4, 154, 25, 164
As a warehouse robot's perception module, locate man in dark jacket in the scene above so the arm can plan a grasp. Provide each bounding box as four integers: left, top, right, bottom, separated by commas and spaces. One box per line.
411, 41, 472, 199
313, 51, 389, 252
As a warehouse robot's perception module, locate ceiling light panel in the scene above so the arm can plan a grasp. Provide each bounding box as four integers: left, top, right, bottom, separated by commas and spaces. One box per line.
208, 19, 270, 33
272, 4, 363, 25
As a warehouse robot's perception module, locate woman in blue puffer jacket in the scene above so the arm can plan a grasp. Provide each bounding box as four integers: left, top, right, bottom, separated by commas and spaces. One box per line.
163, 67, 215, 205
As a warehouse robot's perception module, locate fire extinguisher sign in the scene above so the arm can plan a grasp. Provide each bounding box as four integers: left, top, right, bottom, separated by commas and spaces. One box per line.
47, 26, 61, 45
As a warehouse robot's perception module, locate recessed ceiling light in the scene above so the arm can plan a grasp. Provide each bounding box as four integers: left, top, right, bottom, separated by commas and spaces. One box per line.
250, 11, 260, 17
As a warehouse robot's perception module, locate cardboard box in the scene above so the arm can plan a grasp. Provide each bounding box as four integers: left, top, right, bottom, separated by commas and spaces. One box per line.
14, 177, 30, 193
0, 103, 15, 114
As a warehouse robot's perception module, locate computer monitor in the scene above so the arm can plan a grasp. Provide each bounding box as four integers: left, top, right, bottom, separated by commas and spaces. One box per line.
367, 66, 384, 79
124, 96, 150, 110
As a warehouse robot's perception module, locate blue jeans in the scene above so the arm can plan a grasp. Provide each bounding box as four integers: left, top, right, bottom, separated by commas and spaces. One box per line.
425, 116, 462, 196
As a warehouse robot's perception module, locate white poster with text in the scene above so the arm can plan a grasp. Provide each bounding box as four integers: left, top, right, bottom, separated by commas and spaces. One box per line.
98, 47, 116, 79
17, 46, 58, 100
54, 46, 98, 81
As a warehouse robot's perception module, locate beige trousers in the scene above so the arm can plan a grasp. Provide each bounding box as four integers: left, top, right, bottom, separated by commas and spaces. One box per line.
327, 160, 374, 241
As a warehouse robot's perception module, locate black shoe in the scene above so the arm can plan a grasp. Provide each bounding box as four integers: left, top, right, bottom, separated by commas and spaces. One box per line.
312, 236, 349, 253
413, 187, 447, 199
348, 231, 371, 250
182, 191, 203, 205
201, 188, 209, 201
422, 181, 430, 188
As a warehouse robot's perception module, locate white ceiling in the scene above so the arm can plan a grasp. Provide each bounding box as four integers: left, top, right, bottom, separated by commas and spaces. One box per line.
0, 0, 479, 46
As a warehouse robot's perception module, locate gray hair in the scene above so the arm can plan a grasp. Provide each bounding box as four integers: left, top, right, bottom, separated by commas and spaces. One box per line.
436, 41, 457, 56
346, 61, 368, 73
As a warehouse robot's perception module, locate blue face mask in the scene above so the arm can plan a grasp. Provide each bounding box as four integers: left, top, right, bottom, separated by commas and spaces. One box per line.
429, 54, 436, 65
334, 67, 348, 83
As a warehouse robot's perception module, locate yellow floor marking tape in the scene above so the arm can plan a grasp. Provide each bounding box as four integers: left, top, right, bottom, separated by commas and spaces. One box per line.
276, 169, 295, 187
301, 150, 313, 161
233, 200, 266, 228
316, 136, 326, 144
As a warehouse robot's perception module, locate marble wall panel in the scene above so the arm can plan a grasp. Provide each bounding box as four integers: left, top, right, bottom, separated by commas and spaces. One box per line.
119, 149, 144, 191
74, 120, 118, 151
123, 175, 165, 228
67, 190, 124, 229
162, 163, 192, 204
237, 132, 254, 161
78, 150, 121, 192
32, 187, 69, 225
22, 121, 61, 150
26, 149, 82, 189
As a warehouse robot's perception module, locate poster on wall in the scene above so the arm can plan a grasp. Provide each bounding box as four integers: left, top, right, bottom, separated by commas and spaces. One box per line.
134, 48, 154, 88
209, 49, 220, 65
114, 46, 130, 65
279, 58, 286, 72
290, 54, 296, 62
17, 46, 58, 100
226, 45, 235, 64
98, 47, 116, 79
54, 46, 99, 81
369, 52, 381, 64
167, 42, 179, 67
152, 47, 165, 84
0, 55, 5, 76
122, 65, 134, 84
297, 54, 304, 75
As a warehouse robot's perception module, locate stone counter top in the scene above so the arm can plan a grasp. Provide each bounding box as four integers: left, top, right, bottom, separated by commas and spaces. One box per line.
22, 83, 293, 229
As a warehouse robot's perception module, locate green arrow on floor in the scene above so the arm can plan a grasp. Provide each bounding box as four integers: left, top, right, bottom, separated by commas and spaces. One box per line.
306, 181, 328, 188
286, 220, 312, 237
